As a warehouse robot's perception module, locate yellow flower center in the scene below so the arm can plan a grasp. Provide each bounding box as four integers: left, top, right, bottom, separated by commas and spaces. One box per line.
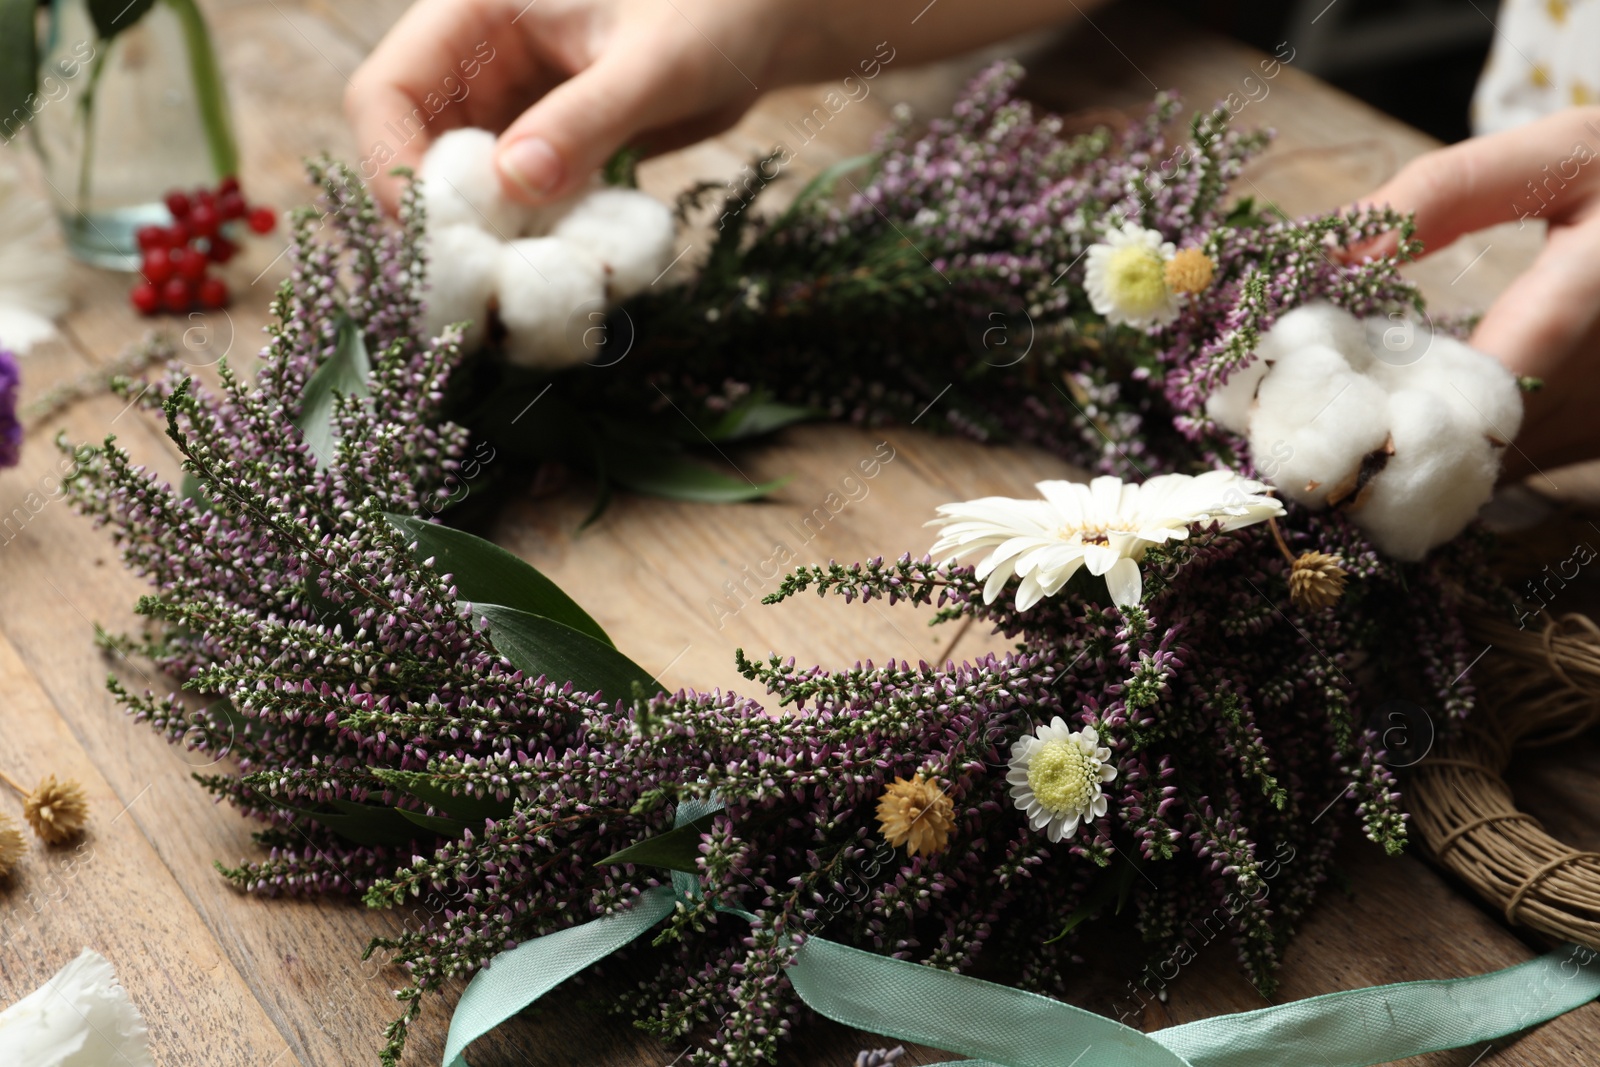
1027, 738, 1098, 814
1104, 245, 1169, 315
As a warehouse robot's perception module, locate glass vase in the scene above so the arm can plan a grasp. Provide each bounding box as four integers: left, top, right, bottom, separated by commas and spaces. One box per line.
33, 0, 237, 270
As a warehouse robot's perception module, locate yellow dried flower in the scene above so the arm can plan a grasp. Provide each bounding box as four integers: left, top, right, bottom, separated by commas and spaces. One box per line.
0, 812, 24, 878
876, 774, 956, 856
1163, 247, 1215, 295
23, 775, 90, 844
1290, 551, 1348, 610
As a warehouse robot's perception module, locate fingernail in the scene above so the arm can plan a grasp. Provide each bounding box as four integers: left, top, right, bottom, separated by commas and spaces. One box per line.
499, 138, 564, 199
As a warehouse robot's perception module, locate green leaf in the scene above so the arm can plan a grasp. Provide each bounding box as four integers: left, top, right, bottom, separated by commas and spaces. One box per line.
295, 312, 371, 469
605, 448, 788, 504
86, 0, 156, 39
394, 807, 467, 836
384, 513, 612, 646
595, 811, 720, 872
275, 798, 421, 848
470, 602, 660, 705
372, 768, 514, 824
699, 397, 817, 442
0, 0, 37, 145
775, 152, 875, 228
602, 145, 641, 188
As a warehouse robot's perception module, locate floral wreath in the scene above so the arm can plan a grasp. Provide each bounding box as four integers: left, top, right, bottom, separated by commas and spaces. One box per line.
64, 62, 1578, 1067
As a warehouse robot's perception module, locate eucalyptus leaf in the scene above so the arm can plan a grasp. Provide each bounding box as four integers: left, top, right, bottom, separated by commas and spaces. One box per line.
394, 807, 468, 836
295, 312, 371, 469
384, 513, 612, 646
0, 0, 36, 145
276, 797, 421, 848
372, 768, 514, 824
595, 811, 720, 872
699, 397, 817, 442
86, 0, 156, 39
471, 602, 660, 705
605, 448, 788, 504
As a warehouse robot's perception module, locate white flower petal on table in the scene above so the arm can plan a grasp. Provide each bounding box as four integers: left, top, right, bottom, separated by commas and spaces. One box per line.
0, 949, 153, 1067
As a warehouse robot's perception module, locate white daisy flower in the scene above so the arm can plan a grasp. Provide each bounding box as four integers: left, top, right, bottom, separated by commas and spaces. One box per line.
928, 471, 1283, 611
1007, 717, 1118, 842
1083, 221, 1179, 329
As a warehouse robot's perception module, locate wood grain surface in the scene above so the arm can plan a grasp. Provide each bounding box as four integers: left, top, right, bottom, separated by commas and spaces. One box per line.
0, 1, 1595, 1065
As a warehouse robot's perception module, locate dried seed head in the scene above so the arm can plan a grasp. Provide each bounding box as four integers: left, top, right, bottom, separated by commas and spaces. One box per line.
1163, 247, 1215, 295
0, 813, 24, 878
1290, 551, 1348, 610
876, 774, 956, 856
24, 775, 90, 844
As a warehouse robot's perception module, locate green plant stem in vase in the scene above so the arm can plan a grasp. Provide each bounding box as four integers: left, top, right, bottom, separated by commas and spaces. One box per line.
29, 0, 238, 269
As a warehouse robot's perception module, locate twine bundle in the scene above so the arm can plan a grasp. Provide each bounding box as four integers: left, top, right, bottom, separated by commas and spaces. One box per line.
1409, 612, 1600, 948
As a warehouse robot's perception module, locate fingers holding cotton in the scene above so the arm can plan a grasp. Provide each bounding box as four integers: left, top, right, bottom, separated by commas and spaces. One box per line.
420, 129, 536, 238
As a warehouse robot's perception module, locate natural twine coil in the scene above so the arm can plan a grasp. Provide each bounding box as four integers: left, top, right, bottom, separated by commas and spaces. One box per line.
1408, 612, 1600, 948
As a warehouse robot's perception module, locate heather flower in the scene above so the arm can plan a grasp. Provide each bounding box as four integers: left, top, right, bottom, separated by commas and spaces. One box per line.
0, 347, 20, 469
1084, 222, 1178, 328
928, 472, 1282, 609
1007, 719, 1116, 843
0, 812, 23, 878
876, 774, 956, 856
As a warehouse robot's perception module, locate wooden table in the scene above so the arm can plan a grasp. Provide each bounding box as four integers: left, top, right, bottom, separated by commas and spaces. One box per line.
2, 1, 1596, 1064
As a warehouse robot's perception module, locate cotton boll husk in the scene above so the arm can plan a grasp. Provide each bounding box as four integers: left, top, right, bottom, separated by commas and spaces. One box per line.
1257, 301, 1371, 369
495, 237, 606, 370
420, 223, 502, 351
1369, 332, 1524, 443
420, 128, 533, 238
0, 949, 154, 1067
1204, 355, 1270, 435
1248, 344, 1390, 507
1354, 388, 1500, 560
548, 188, 675, 301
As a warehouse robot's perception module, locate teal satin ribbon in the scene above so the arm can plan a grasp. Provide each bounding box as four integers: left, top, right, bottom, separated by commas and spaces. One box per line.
443, 803, 1600, 1067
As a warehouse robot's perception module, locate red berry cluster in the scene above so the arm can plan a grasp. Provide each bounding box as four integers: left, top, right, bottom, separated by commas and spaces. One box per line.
129, 176, 278, 316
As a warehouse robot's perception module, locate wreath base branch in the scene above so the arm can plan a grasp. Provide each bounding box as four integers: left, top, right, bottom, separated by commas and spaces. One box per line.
1410, 612, 1600, 945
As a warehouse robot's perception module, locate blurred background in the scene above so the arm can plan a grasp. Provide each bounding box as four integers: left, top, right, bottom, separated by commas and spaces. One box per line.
1176, 0, 1493, 142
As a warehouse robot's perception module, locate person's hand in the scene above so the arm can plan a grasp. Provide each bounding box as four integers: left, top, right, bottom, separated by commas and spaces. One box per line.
346, 0, 1091, 213
1354, 107, 1600, 478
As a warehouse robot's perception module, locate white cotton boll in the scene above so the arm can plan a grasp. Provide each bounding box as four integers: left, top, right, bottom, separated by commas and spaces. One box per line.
1248, 345, 1390, 507
1257, 301, 1371, 369
1366, 333, 1524, 443
420, 128, 533, 238
0, 949, 154, 1067
420, 223, 503, 351
548, 187, 675, 301
495, 237, 606, 371
1354, 389, 1500, 560
1203, 356, 1270, 435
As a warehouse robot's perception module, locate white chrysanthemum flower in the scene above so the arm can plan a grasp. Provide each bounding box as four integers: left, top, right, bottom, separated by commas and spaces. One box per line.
928, 471, 1283, 611
1083, 221, 1179, 328
0, 949, 153, 1067
1007, 717, 1118, 842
